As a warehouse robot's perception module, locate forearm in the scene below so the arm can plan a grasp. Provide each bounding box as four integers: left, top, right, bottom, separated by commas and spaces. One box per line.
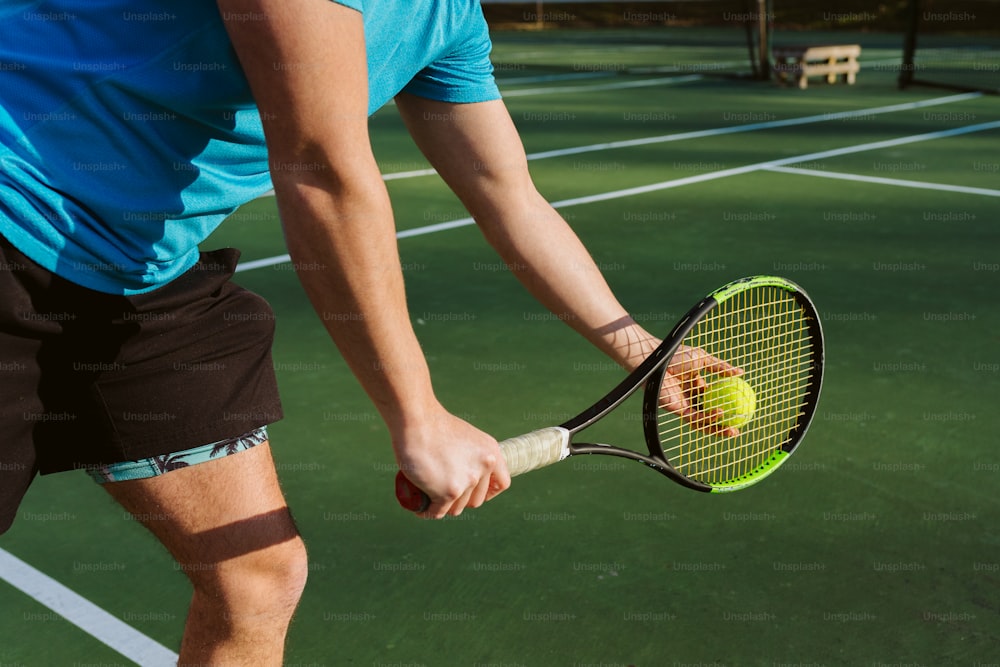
275, 172, 437, 430
395, 96, 658, 372
476, 191, 659, 372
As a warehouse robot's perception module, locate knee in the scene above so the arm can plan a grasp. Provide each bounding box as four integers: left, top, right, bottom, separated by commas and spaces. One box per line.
188, 534, 309, 625
251, 534, 309, 609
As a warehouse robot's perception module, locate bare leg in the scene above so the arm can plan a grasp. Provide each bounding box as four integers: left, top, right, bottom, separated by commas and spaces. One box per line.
104, 442, 307, 666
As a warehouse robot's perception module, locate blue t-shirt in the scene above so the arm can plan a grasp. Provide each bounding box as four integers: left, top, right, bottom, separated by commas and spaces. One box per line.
0, 0, 499, 294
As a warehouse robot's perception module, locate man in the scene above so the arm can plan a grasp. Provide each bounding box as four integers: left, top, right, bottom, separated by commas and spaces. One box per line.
1, 1, 729, 663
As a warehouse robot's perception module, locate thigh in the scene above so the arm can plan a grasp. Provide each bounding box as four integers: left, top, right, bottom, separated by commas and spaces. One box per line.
103, 442, 301, 572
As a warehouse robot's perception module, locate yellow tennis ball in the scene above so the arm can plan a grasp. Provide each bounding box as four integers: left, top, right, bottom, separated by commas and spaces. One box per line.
702, 376, 756, 428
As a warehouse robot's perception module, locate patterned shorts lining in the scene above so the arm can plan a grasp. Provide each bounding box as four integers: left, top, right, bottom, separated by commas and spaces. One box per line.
85, 426, 269, 484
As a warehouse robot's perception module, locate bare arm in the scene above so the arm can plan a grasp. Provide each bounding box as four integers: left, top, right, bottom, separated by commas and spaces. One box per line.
219, 1, 509, 517
396, 95, 744, 434
395, 94, 659, 371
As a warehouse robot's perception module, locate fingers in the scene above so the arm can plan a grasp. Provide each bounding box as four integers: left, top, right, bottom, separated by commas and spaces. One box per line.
485, 465, 512, 503
419, 476, 496, 519
657, 372, 692, 416
679, 405, 741, 438
404, 452, 511, 520
414, 476, 467, 519
658, 379, 740, 438
660, 345, 743, 438
470, 462, 513, 511
667, 345, 743, 377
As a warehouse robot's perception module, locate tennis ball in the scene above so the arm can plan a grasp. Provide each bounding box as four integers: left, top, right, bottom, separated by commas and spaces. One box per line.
702, 376, 756, 428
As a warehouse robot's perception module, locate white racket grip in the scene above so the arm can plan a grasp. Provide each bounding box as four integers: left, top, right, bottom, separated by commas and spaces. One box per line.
497, 426, 571, 477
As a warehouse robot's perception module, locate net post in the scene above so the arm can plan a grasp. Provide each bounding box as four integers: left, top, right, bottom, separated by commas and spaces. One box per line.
756, 0, 772, 81
899, 0, 920, 89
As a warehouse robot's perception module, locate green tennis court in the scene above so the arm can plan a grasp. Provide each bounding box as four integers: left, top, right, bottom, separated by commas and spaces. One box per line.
2, 25, 998, 666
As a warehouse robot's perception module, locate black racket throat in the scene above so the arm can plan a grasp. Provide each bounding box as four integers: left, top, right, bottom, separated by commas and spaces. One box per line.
559, 296, 716, 434
556, 295, 721, 491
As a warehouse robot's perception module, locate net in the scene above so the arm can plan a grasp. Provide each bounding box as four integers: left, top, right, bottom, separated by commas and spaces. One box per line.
905, 45, 1000, 94
482, 1, 772, 82
900, 0, 1000, 94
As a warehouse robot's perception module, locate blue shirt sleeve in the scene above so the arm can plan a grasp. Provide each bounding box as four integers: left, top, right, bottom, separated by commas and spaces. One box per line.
401, 13, 501, 104
331, 0, 363, 11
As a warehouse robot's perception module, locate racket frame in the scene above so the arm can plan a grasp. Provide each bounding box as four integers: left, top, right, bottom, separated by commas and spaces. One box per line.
641, 276, 824, 492
559, 275, 824, 493
553, 290, 717, 488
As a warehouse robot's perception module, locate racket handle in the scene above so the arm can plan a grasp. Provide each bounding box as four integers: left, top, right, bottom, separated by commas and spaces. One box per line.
394, 427, 571, 512
498, 426, 572, 475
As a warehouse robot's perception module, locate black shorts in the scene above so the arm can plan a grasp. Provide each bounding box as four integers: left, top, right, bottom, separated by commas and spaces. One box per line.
0, 234, 283, 533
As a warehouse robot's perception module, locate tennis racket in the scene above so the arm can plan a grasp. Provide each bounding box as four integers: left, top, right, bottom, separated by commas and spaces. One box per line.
395, 275, 824, 511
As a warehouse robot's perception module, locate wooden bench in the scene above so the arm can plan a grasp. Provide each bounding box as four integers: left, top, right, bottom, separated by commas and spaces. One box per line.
772, 45, 861, 90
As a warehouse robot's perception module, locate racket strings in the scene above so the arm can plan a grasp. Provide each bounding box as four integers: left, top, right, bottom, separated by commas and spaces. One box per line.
685, 299, 808, 480
657, 367, 815, 450
657, 371, 815, 445
656, 286, 817, 485
659, 379, 819, 472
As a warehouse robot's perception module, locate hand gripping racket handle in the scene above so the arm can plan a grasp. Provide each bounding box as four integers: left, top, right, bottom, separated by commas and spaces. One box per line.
394, 426, 571, 512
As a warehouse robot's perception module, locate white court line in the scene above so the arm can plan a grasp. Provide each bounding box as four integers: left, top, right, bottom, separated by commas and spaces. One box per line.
534, 120, 1000, 209
330, 92, 984, 185
520, 92, 983, 161
267, 88, 985, 192
268, 72, 710, 186
371, 74, 709, 183
763, 165, 1000, 198
498, 71, 609, 85
0, 548, 179, 666
377, 69, 702, 114
236, 118, 1000, 272
500, 74, 704, 97
496, 55, 897, 88
387, 92, 981, 178
235, 253, 293, 273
